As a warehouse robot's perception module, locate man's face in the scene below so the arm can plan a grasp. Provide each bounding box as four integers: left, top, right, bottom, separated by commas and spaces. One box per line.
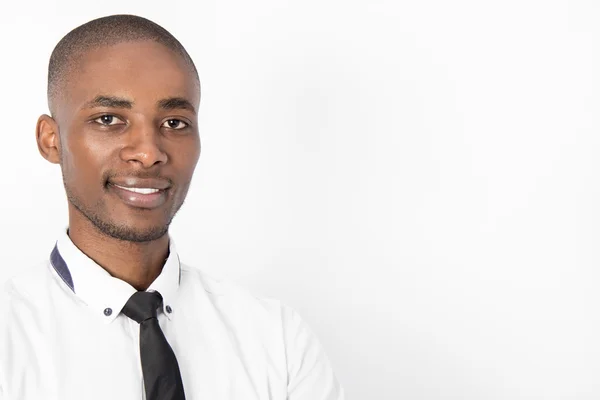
50, 40, 201, 242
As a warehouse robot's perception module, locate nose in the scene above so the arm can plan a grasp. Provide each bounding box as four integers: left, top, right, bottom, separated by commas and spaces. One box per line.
119, 122, 168, 168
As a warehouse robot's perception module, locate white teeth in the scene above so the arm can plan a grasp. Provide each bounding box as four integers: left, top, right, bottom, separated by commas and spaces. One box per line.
114, 185, 160, 194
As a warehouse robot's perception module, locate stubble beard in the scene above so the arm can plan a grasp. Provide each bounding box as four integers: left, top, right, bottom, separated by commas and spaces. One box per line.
65, 185, 181, 243
59, 149, 186, 242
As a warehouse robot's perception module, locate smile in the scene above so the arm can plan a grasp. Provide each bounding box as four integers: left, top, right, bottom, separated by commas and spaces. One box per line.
113, 185, 161, 194
109, 183, 168, 209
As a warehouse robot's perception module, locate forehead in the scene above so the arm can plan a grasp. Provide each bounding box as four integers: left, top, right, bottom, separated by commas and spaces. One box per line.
59, 40, 199, 114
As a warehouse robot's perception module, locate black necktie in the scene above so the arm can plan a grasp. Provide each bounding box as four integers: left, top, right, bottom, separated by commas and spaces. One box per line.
122, 291, 186, 400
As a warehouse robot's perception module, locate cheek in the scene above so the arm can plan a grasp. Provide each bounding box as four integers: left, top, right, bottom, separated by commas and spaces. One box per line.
169, 141, 200, 203
187, 138, 202, 171
61, 135, 108, 187
172, 138, 201, 177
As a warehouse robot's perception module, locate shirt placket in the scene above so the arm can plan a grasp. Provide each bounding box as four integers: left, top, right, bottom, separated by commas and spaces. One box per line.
125, 316, 145, 400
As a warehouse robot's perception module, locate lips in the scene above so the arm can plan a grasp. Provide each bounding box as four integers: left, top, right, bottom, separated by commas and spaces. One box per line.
113, 185, 160, 195
109, 177, 171, 191
108, 180, 170, 209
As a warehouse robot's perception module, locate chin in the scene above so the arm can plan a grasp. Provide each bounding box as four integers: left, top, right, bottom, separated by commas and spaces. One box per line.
93, 219, 170, 243
112, 227, 168, 243
68, 191, 177, 242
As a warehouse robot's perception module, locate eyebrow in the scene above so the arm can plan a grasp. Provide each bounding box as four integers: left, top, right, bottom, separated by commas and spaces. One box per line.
84, 95, 133, 109
82, 95, 196, 114
157, 97, 196, 114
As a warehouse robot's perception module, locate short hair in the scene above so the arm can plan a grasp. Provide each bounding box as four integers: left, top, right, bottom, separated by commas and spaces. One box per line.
47, 14, 199, 114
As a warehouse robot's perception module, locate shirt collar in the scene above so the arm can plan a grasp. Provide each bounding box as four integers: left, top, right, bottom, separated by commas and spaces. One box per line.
52, 228, 180, 324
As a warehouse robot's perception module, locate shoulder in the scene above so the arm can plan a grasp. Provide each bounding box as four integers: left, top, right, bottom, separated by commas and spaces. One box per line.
1, 261, 57, 304
0, 259, 74, 329
178, 263, 324, 342
178, 265, 345, 398
178, 263, 294, 356
179, 263, 284, 317
0, 261, 58, 344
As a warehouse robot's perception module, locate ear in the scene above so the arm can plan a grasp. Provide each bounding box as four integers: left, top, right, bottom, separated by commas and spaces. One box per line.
36, 114, 61, 164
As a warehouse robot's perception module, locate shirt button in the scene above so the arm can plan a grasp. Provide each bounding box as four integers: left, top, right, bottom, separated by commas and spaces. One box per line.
166, 305, 173, 314
104, 308, 113, 316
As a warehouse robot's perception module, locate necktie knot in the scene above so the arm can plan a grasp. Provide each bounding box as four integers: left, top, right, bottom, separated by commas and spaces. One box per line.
122, 291, 163, 323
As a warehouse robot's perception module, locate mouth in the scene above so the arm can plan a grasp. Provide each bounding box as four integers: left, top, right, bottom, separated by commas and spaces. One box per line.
108, 183, 169, 209
113, 185, 161, 195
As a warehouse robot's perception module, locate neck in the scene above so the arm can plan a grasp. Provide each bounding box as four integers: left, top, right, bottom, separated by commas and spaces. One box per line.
67, 213, 169, 291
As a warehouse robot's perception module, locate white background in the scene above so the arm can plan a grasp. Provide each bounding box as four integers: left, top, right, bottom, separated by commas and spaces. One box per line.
1, 0, 599, 398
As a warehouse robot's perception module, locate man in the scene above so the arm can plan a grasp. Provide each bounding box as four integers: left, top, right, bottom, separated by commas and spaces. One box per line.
0, 14, 343, 400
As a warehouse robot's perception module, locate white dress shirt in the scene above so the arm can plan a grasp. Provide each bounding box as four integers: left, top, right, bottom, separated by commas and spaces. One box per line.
0, 229, 344, 400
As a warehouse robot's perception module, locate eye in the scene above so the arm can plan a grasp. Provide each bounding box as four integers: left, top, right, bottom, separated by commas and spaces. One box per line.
93, 115, 124, 126
162, 119, 188, 130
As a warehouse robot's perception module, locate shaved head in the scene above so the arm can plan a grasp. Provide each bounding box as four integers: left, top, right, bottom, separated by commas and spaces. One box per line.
47, 14, 199, 115
37, 14, 202, 244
